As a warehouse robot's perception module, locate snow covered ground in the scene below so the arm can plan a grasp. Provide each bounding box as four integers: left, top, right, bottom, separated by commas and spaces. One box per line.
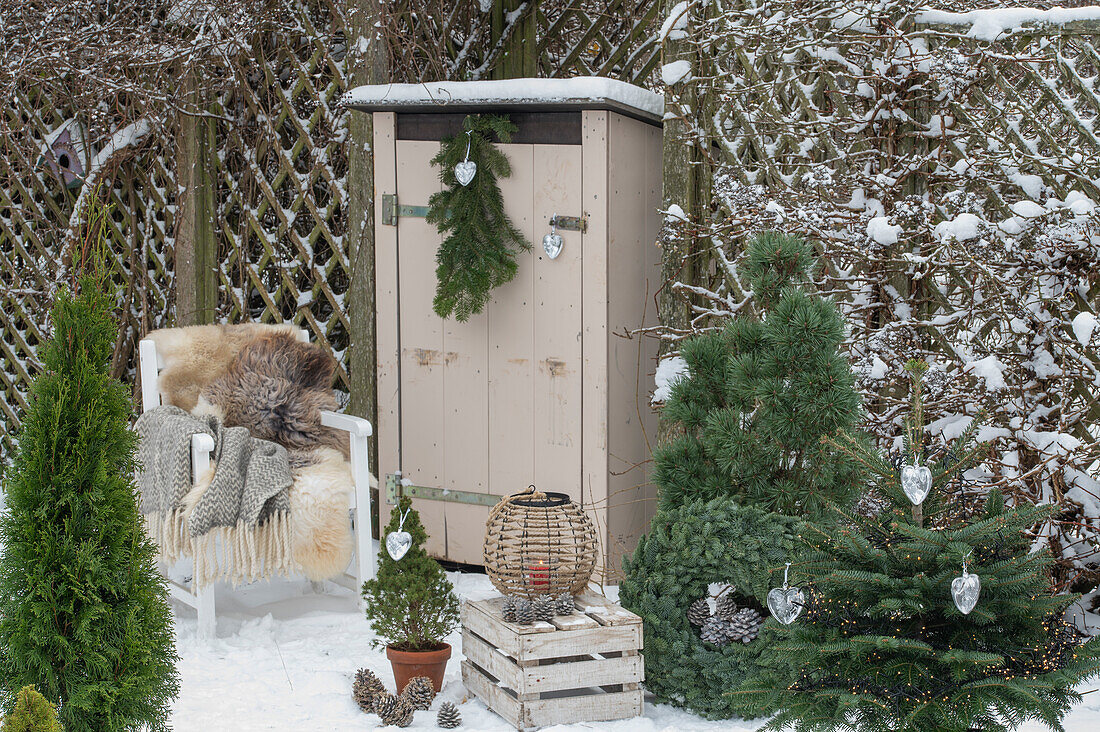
170, 569, 1100, 732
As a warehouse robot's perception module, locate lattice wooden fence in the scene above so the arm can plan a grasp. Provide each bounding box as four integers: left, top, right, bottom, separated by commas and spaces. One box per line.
0, 0, 660, 467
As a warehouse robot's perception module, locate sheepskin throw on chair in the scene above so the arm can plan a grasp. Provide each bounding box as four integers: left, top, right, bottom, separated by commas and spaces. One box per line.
135, 324, 356, 587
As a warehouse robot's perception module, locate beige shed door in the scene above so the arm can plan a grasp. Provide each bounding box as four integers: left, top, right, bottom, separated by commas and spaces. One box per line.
395, 139, 583, 564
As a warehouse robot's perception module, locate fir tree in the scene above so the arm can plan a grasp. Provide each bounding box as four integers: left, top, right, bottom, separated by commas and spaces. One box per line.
427, 114, 530, 321
742, 361, 1100, 731
1, 686, 63, 732
362, 497, 460, 651
0, 276, 179, 731
653, 232, 864, 519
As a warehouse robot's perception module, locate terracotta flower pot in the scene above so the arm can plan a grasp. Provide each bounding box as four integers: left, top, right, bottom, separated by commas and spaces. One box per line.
386, 643, 452, 693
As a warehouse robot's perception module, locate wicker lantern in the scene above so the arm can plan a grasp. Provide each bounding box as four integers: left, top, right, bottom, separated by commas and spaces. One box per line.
484, 487, 598, 598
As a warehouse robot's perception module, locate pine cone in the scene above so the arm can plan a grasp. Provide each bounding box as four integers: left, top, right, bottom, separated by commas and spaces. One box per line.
727, 607, 764, 644
437, 701, 462, 728
501, 596, 517, 623
514, 598, 534, 625
687, 597, 711, 627
533, 595, 555, 622
555, 593, 575, 616
715, 595, 738, 621
375, 693, 413, 727
352, 667, 386, 713
700, 615, 734, 646
401, 675, 435, 711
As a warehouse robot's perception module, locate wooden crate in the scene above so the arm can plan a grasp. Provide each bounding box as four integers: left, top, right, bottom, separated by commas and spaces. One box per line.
461, 591, 644, 730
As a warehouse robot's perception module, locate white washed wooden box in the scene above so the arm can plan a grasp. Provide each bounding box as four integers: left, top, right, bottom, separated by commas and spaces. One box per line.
345, 78, 663, 575
460, 592, 643, 730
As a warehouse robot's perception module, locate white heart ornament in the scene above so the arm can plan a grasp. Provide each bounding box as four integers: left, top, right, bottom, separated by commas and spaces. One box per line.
901, 464, 932, 506
543, 232, 563, 259
767, 586, 805, 625
386, 530, 412, 561
454, 160, 477, 186
951, 570, 981, 615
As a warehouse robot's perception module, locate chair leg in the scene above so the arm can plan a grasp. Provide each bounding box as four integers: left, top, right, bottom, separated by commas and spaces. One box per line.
196, 583, 215, 641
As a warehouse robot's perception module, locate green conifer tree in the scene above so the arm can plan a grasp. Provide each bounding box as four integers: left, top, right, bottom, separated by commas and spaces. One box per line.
427, 114, 530, 321
742, 361, 1100, 731
0, 227, 179, 730
653, 232, 864, 519
362, 497, 460, 651
1, 686, 63, 732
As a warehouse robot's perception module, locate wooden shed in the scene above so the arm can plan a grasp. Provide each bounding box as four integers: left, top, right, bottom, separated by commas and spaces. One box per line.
346, 78, 663, 576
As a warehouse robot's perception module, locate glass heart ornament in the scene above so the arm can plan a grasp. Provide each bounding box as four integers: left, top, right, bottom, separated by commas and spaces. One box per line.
454, 160, 477, 187
766, 562, 805, 625
901, 463, 932, 505
951, 562, 981, 615
386, 530, 412, 561
543, 232, 563, 259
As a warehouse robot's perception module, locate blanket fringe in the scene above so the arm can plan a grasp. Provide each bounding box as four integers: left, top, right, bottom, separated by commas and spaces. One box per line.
144, 511, 294, 589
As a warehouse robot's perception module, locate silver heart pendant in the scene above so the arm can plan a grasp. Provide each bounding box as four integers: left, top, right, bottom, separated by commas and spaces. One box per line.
951, 571, 981, 614
386, 530, 412, 561
766, 586, 805, 625
543, 232, 563, 259
901, 464, 932, 506
454, 160, 477, 186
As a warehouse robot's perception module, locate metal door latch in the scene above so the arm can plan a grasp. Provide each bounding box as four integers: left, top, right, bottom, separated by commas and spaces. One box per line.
550, 214, 587, 232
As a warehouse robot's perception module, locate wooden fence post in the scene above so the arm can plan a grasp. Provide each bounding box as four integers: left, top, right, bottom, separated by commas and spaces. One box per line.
175, 70, 218, 326
492, 0, 538, 78
347, 0, 390, 482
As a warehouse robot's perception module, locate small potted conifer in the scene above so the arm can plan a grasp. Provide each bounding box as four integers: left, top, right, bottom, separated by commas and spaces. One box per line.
362, 497, 460, 692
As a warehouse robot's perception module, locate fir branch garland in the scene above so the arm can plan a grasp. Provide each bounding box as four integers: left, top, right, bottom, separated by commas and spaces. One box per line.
427, 114, 530, 321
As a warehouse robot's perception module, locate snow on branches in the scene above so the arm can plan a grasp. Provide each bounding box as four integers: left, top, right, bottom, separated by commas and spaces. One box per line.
659, 0, 1100, 592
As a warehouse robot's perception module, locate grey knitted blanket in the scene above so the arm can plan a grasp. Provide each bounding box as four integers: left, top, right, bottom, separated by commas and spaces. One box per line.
135, 405, 294, 586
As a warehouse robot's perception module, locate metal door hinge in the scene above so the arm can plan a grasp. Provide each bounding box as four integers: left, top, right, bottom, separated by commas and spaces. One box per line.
386, 473, 499, 507
550, 214, 587, 232
380, 194, 431, 226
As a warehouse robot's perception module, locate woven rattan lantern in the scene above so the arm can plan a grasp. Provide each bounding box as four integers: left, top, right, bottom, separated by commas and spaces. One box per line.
484, 487, 599, 598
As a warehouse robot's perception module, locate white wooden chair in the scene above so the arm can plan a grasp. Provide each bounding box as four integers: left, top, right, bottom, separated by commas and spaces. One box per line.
137, 327, 375, 639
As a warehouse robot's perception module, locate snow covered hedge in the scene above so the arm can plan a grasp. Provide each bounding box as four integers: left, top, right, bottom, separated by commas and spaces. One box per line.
658, 0, 1100, 592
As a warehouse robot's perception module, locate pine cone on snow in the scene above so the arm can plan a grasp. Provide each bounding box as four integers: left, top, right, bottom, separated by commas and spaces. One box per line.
352, 667, 386, 713
514, 598, 535, 625
401, 675, 436, 711
687, 597, 711, 627
727, 607, 764, 644
715, 595, 738, 621
437, 701, 462, 728
533, 595, 555, 622
375, 693, 413, 727
501, 595, 518, 623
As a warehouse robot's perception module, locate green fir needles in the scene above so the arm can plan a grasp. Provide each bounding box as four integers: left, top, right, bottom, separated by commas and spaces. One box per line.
0, 281, 179, 731
428, 114, 530, 321
362, 497, 460, 651
742, 361, 1100, 732
653, 232, 864, 519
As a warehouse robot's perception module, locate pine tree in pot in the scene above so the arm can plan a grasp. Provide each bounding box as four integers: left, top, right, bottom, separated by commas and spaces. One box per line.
362, 496, 460, 693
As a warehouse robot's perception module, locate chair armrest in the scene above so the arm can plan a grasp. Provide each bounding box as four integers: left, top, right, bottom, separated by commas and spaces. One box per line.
191, 433, 215, 482
320, 410, 373, 438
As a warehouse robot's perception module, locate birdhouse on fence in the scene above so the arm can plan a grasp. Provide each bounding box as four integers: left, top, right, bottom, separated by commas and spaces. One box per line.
41, 120, 87, 189
346, 77, 663, 576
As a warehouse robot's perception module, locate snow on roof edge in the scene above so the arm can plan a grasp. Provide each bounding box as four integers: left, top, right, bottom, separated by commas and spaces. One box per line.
915, 7, 1100, 41
342, 77, 663, 123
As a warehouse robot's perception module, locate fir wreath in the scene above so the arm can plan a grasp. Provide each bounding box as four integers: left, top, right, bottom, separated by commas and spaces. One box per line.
619, 499, 803, 719
427, 114, 530, 321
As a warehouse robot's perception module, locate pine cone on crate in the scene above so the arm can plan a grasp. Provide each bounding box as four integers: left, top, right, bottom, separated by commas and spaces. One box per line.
401, 675, 436, 711
352, 667, 386, 713
533, 595, 555, 622
514, 598, 535, 625
714, 595, 738, 621
555, 593, 575, 616
728, 607, 764, 644
501, 595, 517, 623
437, 701, 462, 728
375, 693, 413, 727
699, 615, 735, 646
687, 597, 711, 627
